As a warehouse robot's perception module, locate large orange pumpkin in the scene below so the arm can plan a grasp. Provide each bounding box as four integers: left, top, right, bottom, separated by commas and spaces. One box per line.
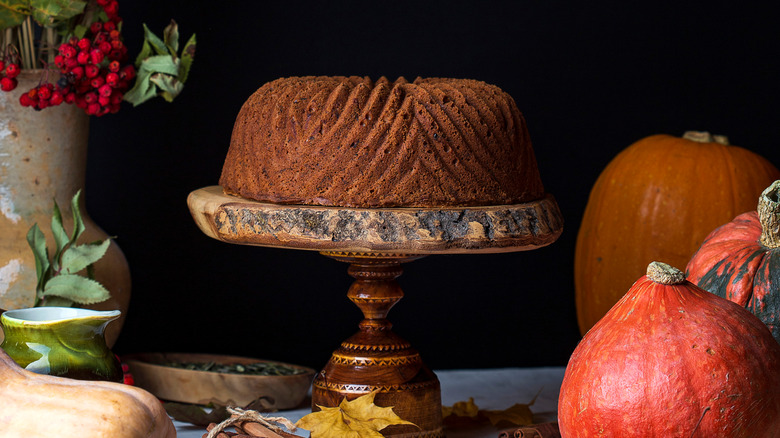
574, 131, 780, 334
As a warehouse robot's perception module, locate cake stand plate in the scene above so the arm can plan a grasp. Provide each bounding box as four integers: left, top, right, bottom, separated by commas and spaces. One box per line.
187, 186, 563, 437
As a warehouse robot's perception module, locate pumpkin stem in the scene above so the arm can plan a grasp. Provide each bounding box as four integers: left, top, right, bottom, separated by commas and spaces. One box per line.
647, 261, 686, 285
682, 131, 729, 145
759, 180, 780, 249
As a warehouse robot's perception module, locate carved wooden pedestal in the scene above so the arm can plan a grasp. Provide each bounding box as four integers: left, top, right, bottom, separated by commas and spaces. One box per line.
187, 185, 564, 437
313, 253, 442, 437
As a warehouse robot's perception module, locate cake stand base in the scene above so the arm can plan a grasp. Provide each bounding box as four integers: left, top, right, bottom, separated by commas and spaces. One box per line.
187, 186, 564, 437
312, 252, 443, 438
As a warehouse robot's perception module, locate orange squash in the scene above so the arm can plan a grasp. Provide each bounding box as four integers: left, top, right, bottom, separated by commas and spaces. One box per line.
685, 180, 780, 343
559, 262, 780, 437
574, 131, 780, 334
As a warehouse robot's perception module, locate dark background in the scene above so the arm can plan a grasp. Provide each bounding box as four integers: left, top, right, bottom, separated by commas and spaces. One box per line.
87, 1, 780, 371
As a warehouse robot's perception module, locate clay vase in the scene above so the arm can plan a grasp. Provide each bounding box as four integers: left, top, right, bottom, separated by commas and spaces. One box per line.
0, 70, 130, 347
1, 307, 123, 382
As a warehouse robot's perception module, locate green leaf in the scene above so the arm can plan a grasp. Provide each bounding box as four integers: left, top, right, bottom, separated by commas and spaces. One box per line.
40, 295, 74, 307
69, 189, 85, 242
41, 274, 110, 305
139, 54, 180, 76
179, 33, 196, 84
60, 239, 110, 274
142, 22, 170, 56
150, 73, 183, 102
123, 70, 157, 106
163, 19, 179, 54
26, 223, 50, 291
0, 0, 31, 29
135, 39, 153, 67
50, 198, 69, 264
29, 0, 86, 26
73, 23, 87, 39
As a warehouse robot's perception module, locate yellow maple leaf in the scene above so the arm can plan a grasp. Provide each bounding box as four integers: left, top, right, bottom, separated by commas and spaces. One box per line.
295, 390, 417, 438
441, 397, 480, 419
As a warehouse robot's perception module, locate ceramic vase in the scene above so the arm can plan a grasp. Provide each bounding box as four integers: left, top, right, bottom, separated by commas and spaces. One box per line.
0, 307, 123, 382
0, 70, 130, 347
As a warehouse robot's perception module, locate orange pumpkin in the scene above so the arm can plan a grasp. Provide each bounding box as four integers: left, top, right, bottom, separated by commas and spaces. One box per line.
685, 180, 780, 343
574, 131, 780, 334
559, 262, 780, 437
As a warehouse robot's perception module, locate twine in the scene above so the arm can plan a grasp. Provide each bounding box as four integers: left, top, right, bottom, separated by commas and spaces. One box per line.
206, 407, 297, 438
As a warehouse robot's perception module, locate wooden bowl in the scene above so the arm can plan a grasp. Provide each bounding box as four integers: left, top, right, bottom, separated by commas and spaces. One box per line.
123, 352, 315, 409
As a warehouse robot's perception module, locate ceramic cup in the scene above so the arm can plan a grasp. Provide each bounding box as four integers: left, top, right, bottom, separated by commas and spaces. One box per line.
0, 307, 122, 382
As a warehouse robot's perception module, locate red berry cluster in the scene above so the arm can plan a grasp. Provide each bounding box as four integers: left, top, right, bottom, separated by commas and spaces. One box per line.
16, 0, 135, 116
0, 52, 21, 92
97, 0, 122, 25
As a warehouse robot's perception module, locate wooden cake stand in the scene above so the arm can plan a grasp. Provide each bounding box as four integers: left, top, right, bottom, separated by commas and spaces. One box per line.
187, 185, 563, 438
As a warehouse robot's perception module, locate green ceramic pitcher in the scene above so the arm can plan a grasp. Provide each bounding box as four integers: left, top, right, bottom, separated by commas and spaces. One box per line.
0, 307, 122, 382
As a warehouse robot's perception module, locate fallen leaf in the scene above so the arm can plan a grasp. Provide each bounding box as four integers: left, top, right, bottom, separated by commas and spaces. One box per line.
295, 390, 416, 438
442, 397, 480, 419
483, 403, 534, 428
442, 389, 541, 428
163, 402, 229, 427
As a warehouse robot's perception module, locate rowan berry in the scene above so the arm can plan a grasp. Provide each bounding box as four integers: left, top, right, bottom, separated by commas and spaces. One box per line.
5, 63, 20, 78
86, 102, 101, 115
19, 93, 34, 106
90, 49, 105, 65
77, 50, 90, 65
110, 90, 123, 105
70, 66, 85, 80
64, 57, 78, 70
78, 38, 91, 51
99, 41, 112, 55
50, 91, 64, 106
0, 76, 17, 91
59, 44, 77, 59
93, 76, 106, 88
37, 85, 52, 100
119, 65, 135, 80
85, 64, 99, 78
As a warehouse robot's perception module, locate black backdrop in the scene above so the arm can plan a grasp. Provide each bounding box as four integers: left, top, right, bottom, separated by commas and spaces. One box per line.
87, 1, 780, 371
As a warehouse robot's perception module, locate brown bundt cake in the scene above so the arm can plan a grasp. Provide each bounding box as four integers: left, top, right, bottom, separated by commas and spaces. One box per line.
219, 76, 545, 208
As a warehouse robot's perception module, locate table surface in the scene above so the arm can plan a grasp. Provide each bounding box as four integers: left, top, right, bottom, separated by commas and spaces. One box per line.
174, 366, 565, 438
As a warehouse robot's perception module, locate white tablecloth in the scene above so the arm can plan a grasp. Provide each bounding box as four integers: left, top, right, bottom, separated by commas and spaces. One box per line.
174, 366, 565, 438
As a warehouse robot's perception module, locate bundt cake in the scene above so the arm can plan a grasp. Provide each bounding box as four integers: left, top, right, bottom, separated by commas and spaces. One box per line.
220, 76, 545, 208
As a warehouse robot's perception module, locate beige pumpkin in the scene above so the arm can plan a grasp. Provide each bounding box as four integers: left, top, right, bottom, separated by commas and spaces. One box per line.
0, 348, 175, 437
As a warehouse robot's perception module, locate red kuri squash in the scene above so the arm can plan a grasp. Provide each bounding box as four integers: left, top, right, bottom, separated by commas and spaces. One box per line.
559, 261, 780, 437
686, 179, 780, 343
575, 131, 780, 334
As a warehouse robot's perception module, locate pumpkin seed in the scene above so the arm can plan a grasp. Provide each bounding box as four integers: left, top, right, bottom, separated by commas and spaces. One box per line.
163, 360, 307, 376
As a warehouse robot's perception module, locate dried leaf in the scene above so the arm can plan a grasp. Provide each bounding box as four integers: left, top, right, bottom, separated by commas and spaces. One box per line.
442, 397, 479, 419
483, 403, 534, 428
164, 402, 229, 427
442, 390, 540, 428
296, 390, 416, 438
